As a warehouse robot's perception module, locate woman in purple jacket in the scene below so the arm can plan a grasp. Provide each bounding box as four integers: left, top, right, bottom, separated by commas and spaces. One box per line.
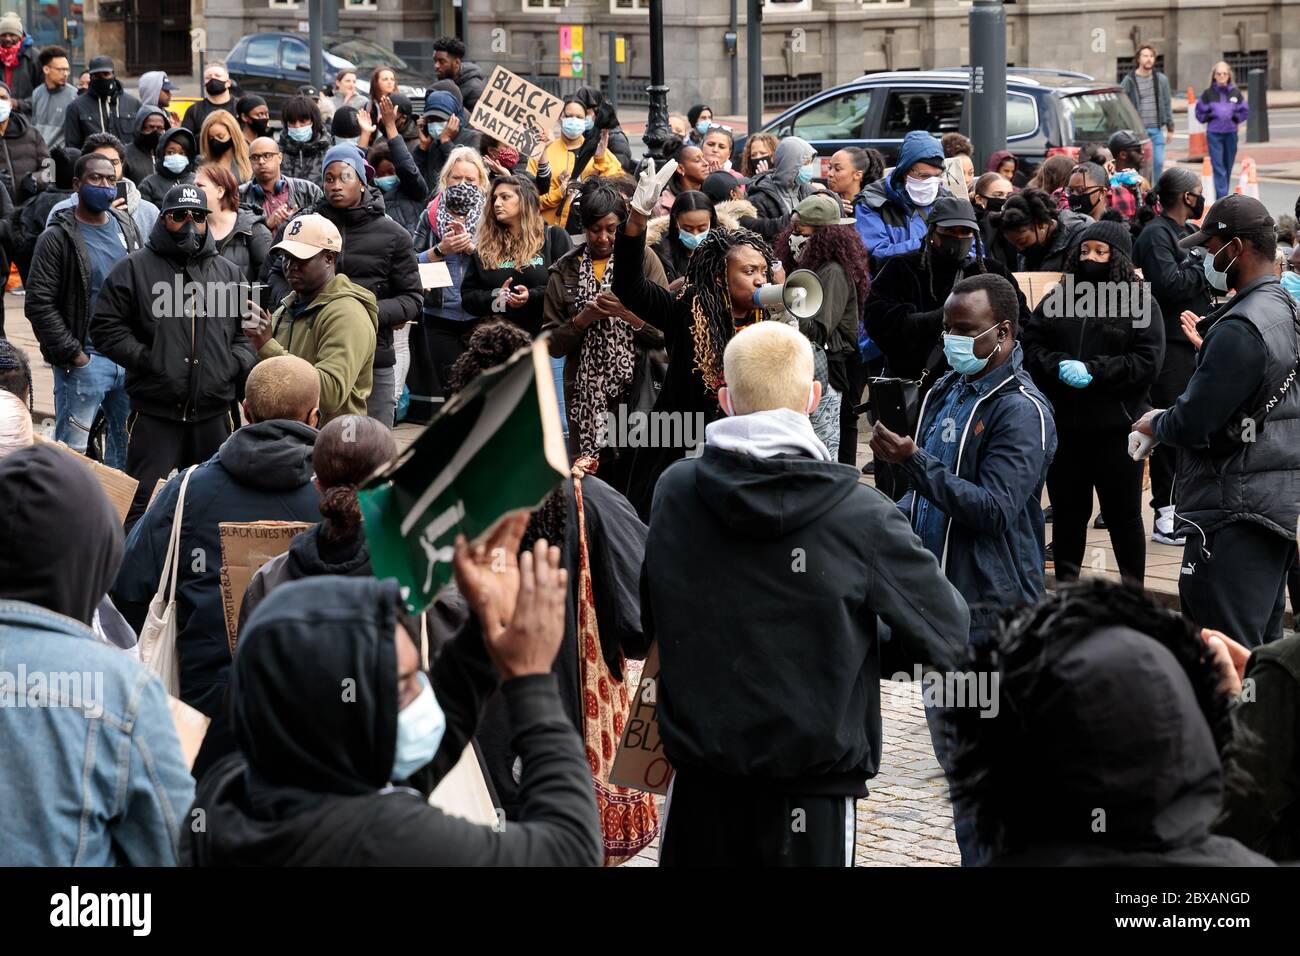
1195, 61, 1249, 201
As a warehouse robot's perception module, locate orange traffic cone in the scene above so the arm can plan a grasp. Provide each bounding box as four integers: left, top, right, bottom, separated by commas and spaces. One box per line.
4, 261, 20, 292
1236, 156, 1260, 199
1186, 86, 1207, 162
1199, 156, 1215, 208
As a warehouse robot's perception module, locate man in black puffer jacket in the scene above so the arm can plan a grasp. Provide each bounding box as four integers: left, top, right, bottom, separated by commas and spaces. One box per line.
92, 184, 256, 528
64, 55, 139, 150
265, 144, 421, 426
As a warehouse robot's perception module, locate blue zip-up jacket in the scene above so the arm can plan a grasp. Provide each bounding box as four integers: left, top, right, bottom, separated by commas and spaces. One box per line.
899, 344, 1057, 638
856, 130, 949, 269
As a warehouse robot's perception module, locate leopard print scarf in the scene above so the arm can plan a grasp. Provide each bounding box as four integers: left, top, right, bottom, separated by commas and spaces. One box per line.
572, 252, 636, 460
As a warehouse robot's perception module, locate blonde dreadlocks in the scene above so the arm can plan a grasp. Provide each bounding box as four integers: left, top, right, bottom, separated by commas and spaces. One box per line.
685, 227, 775, 391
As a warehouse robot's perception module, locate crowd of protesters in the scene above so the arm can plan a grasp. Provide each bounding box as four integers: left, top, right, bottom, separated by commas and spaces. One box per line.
0, 27, 1298, 870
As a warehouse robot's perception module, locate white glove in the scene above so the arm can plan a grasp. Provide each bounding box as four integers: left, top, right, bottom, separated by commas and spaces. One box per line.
1128, 430, 1155, 461
631, 158, 678, 216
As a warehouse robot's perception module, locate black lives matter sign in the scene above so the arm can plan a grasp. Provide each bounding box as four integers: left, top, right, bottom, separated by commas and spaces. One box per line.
468, 66, 562, 159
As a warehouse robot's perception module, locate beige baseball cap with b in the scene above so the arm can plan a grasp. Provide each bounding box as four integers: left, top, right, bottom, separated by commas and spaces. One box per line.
273, 213, 343, 259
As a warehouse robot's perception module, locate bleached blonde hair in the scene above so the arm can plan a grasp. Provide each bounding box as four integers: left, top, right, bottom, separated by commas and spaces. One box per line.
0, 388, 33, 460
437, 146, 489, 196
722, 321, 813, 416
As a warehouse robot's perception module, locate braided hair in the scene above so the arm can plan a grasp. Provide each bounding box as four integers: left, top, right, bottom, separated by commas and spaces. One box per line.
684, 226, 775, 392
0, 339, 33, 412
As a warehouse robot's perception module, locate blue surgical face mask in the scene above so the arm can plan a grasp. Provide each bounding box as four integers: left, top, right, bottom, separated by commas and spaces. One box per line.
287, 124, 313, 143
391, 672, 446, 781
561, 117, 586, 140
1281, 270, 1300, 303
429, 122, 446, 138
335, 135, 360, 147
942, 324, 1001, 376
1202, 242, 1236, 293
375, 174, 399, 192
162, 153, 189, 174
584, 116, 595, 132
797, 162, 817, 184
679, 229, 708, 250
0, 101, 11, 125
696, 120, 710, 136
79, 183, 117, 213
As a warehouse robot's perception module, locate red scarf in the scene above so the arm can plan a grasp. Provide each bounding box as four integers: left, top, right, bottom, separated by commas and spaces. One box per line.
0, 43, 20, 72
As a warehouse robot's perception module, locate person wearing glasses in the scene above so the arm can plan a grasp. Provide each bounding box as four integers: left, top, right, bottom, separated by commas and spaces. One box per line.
92, 183, 256, 529
31, 45, 74, 149
238, 136, 323, 234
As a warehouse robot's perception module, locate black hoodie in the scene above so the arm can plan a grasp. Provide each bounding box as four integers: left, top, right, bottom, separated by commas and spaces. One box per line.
237, 522, 372, 631
124, 106, 168, 186
0, 443, 123, 625
111, 420, 321, 717
138, 125, 197, 207
641, 443, 969, 794
182, 576, 603, 866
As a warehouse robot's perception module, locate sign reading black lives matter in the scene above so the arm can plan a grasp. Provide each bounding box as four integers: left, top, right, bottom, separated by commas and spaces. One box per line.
468, 66, 563, 159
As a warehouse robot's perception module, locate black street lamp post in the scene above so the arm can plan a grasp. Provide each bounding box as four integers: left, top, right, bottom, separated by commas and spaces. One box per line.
642, 0, 672, 162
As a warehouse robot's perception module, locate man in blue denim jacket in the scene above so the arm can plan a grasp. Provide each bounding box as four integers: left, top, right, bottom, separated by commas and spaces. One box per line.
0, 443, 194, 865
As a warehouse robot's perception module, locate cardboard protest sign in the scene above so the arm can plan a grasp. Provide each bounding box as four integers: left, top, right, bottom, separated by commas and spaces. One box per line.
168, 695, 211, 770
428, 743, 499, 827
418, 261, 453, 289
1013, 272, 1063, 310
33, 435, 138, 523
218, 521, 314, 654
609, 645, 674, 795
468, 66, 562, 159
359, 337, 569, 614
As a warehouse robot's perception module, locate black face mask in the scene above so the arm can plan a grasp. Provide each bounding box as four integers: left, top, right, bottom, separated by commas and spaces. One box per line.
152, 216, 204, 259
1077, 259, 1110, 282
1066, 191, 1097, 215
249, 117, 270, 137
1187, 192, 1206, 219
209, 138, 233, 157
206, 78, 228, 97
983, 195, 1006, 215
136, 130, 162, 152
933, 234, 974, 263
90, 76, 115, 99
172, 221, 202, 254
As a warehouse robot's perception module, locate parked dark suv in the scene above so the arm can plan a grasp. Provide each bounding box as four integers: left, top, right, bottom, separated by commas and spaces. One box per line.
226, 33, 428, 119
739, 68, 1151, 181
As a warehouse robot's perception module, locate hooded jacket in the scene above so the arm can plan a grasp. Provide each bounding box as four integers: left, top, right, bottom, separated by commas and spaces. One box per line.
0, 108, 50, 204
1022, 268, 1166, 432
24, 205, 144, 367
63, 76, 140, 151
257, 273, 379, 422
857, 131, 949, 268
137, 71, 168, 110
138, 125, 197, 207
276, 125, 332, 184
1132, 213, 1210, 400
181, 576, 602, 866
0, 443, 195, 866
237, 522, 371, 631
124, 106, 168, 186
112, 421, 322, 717
2, 36, 41, 105
91, 217, 257, 421
986, 624, 1272, 867
238, 175, 323, 220
31, 80, 76, 150
642, 432, 969, 793
214, 206, 272, 283
647, 198, 756, 282
900, 345, 1057, 636
375, 132, 429, 237
452, 60, 486, 113
265, 187, 420, 370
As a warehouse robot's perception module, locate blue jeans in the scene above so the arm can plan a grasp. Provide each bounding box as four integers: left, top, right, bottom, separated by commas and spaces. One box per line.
53, 350, 129, 471
1207, 130, 1238, 202
550, 355, 568, 441
1145, 126, 1166, 176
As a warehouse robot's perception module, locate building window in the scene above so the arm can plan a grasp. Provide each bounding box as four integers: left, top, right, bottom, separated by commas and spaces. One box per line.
269, 0, 301, 8
524, 0, 569, 10
862, 0, 910, 7
610, 0, 647, 11
765, 0, 812, 13
344, 0, 378, 9
763, 73, 824, 108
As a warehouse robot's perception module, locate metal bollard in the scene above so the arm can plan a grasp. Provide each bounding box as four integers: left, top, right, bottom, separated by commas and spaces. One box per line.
1247, 68, 1269, 143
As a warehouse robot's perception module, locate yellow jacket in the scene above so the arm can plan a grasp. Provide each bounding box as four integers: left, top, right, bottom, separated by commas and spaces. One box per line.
528, 138, 623, 227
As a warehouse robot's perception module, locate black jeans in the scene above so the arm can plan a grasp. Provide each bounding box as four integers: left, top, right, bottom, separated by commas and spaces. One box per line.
1179, 521, 1295, 648
1046, 424, 1146, 587
828, 351, 865, 467
659, 772, 856, 866
124, 411, 232, 531
1147, 348, 1195, 512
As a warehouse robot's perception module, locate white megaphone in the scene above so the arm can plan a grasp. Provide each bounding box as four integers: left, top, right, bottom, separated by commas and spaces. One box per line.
753, 268, 823, 320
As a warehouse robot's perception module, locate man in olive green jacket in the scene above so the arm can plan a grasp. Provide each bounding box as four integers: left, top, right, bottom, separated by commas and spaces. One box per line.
247, 213, 379, 423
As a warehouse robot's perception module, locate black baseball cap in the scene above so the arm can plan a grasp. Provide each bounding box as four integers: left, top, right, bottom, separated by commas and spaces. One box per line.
160, 183, 210, 215
87, 55, 114, 75
929, 197, 979, 231
1179, 194, 1275, 249
1107, 129, 1143, 153
701, 170, 750, 203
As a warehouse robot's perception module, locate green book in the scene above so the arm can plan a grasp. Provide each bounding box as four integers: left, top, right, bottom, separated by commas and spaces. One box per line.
359, 339, 569, 613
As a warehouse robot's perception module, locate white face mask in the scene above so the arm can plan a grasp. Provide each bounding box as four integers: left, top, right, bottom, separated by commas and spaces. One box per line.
905, 175, 941, 207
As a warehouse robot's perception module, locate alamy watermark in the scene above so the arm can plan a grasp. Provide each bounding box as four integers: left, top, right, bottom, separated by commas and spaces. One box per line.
0, 666, 104, 718
1041, 275, 1152, 328
890, 664, 1000, 717
596, 405, 709, 452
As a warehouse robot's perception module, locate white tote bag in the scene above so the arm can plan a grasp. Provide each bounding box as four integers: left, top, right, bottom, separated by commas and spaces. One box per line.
137, 466, 197, 697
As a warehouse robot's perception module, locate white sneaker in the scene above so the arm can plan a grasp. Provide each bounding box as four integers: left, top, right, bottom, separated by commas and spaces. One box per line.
1152, 506, 1187, 545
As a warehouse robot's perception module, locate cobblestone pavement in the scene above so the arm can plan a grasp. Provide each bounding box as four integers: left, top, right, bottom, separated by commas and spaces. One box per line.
623, 680, 958, 867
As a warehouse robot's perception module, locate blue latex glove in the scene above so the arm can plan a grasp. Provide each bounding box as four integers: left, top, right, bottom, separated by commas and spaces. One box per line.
1059, 359, 1092, 388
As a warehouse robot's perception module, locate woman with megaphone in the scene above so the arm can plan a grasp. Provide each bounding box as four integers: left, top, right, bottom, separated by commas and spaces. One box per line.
775, 194, 873, 464
612, 156, 788, 520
